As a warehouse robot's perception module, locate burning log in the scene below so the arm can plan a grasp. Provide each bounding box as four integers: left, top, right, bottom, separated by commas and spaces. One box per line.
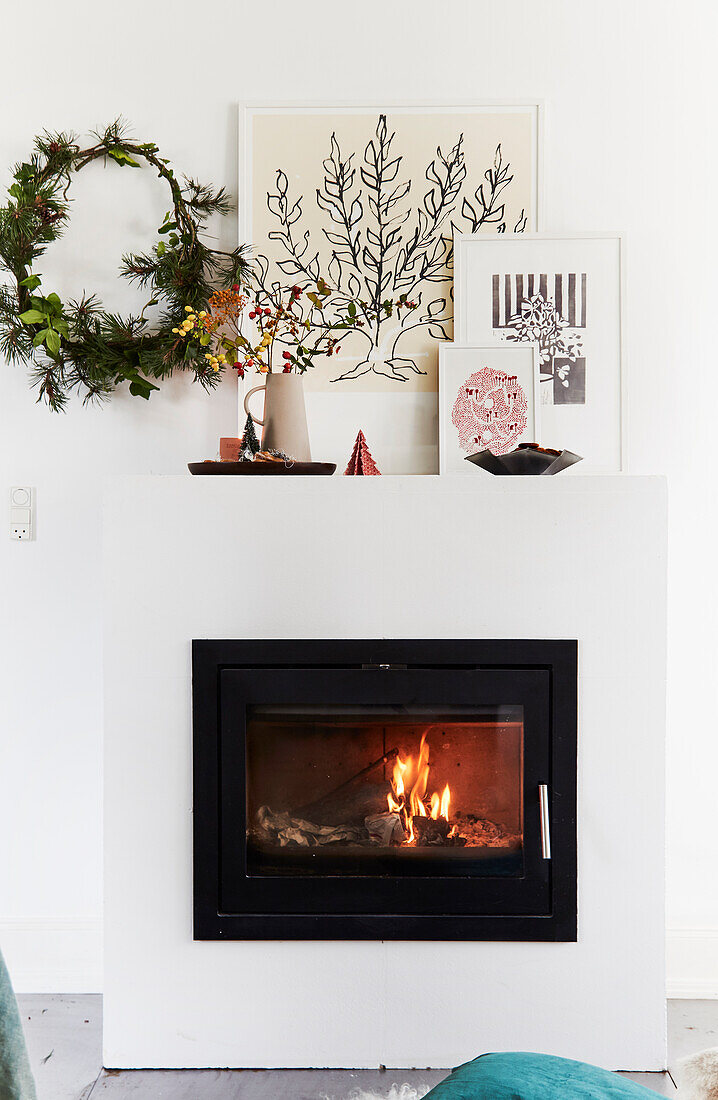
412, 815, 450, 846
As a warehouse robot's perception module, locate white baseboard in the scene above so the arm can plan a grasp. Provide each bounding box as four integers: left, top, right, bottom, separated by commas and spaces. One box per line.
0, 917, 103, 993
667, 928, 718, 998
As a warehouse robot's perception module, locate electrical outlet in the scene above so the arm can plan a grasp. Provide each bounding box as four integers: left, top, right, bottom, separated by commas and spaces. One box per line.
10, 487, 33, 540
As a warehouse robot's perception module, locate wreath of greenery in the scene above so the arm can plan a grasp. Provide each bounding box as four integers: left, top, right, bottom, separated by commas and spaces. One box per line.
0, 120, 249, 410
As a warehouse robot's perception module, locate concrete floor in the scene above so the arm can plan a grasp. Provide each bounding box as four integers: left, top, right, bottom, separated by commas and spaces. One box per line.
19, 997, 717, 1098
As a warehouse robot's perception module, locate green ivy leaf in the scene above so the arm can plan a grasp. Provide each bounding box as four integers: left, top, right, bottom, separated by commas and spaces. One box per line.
158, 221, 177, 234
46, 292, 63, 313
156, 241, 166, 257
45, 329, 61, 355
32, 328, 50, 347
20, 274, 42, 292
107, 148, 140, 168
128, 375, 159, 399
19, 308, 47, 325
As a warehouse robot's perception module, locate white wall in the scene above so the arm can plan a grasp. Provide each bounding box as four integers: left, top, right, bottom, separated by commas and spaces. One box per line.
0, 0, 715, 993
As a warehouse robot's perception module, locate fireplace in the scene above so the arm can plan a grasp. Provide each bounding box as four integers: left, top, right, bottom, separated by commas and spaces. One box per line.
193, 639, 577, 941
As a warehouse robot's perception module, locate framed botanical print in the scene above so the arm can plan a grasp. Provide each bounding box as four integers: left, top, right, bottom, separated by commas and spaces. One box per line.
454, 233, 625, 472
439, 344, 539, 474
239, 103, 541, 396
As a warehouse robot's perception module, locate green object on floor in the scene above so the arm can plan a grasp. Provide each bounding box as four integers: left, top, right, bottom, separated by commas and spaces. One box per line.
424, 1052, 661, 1099
0, 949, 36, 1100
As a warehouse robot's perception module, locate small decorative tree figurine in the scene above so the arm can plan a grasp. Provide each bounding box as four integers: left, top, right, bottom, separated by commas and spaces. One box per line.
344, 430, 381, 476
238, 412, 260, 461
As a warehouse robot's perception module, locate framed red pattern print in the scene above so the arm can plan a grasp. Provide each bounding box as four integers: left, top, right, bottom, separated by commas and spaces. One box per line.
439, 344, 539, 474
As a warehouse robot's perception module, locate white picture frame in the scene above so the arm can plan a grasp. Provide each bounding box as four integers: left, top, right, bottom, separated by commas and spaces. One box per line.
238, 102, 542, 396
439, 344, 539, 474
453, 232, 625, 472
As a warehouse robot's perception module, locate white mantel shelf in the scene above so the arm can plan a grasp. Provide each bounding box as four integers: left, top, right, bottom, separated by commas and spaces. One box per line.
103, 474, 667, 1071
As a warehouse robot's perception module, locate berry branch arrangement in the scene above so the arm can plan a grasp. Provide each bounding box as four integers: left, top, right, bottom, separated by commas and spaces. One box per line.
0, 120, 250, 410
176, 275, 416, 377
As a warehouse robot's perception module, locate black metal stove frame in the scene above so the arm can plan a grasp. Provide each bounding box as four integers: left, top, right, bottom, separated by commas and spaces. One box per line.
192, 639, 577, 941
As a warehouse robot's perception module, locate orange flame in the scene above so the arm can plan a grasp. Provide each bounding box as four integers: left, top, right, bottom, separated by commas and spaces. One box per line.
386, 732, 452, 844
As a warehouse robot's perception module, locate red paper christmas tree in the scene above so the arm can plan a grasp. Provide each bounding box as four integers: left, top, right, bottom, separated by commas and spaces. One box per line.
344, 430, 381, 475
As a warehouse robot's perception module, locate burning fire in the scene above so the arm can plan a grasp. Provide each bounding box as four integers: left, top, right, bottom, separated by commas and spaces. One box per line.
387, 731, 451, 844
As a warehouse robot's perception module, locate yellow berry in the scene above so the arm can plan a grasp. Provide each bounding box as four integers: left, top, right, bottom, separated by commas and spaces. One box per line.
199, 311, 207, 318
184, 305, 192, 312
172, 328, 179, 334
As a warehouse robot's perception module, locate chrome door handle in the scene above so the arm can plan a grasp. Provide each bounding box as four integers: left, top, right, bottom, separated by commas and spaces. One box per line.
539, 784, 551, 860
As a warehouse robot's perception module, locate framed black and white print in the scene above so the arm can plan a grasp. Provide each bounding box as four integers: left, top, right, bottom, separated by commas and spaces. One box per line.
439, 345, 539, 474
239, 103, 541, 396
454, 233, 625, 472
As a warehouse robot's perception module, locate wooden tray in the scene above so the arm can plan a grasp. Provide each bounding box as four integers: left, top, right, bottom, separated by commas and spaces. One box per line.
188, 460, 337, 476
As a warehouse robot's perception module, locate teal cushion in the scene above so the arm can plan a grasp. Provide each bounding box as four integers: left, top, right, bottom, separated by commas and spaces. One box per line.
424, 1053, 661, 1099
0, 948, 36, 1100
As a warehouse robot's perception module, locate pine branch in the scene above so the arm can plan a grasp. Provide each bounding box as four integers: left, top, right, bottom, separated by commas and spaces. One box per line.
182, 178, 233, 220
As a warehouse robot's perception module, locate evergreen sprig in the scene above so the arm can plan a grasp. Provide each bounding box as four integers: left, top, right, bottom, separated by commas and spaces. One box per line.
0, 119, 250, 410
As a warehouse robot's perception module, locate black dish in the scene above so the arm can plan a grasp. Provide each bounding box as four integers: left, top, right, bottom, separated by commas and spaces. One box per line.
465, 443, 583, 476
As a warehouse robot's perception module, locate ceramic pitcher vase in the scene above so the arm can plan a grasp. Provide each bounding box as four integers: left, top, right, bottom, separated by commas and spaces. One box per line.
243, 373, 312, 462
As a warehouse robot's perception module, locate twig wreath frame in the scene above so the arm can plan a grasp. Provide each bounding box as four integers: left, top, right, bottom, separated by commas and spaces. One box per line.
0, 120, 250, 410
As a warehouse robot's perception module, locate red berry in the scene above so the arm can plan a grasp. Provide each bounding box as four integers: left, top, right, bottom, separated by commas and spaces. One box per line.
264, 308, 271, 315
231, 283, 239, 291
248, 311, 256, 320
282, 350, 291, 359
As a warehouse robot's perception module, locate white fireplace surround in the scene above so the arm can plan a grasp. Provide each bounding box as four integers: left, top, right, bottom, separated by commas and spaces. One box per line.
103, 475, 666, 1070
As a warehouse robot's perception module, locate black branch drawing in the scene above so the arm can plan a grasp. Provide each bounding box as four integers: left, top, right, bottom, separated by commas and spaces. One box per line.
259, 115, 527, 383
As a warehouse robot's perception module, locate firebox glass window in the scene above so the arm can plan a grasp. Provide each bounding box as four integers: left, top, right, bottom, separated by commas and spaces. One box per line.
245, 704, 524, 877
